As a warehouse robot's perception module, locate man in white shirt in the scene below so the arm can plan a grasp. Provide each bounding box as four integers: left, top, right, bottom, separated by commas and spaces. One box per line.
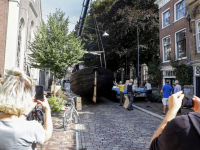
174, 80, 182, 113
144, 80, 152, 103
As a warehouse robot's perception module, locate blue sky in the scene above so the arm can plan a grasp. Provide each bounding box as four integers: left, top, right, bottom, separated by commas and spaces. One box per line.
41, 0, 83, 32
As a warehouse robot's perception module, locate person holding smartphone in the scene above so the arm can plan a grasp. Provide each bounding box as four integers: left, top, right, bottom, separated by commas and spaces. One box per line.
0, 69, 53, 150
149, 91, 200, 150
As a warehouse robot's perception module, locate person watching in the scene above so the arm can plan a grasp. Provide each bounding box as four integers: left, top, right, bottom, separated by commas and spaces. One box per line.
160, 80, 172, 115
127, 79, 135, 111
0, 69, 53, 149
149, 91, 200, 150
174, 80, 182, 113
144, 80, 152, 103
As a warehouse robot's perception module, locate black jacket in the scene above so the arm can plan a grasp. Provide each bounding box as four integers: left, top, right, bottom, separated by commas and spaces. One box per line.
150, 112, 200, 150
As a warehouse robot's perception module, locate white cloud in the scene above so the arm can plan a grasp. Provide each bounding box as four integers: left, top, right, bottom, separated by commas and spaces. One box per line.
68, 16, 79, 32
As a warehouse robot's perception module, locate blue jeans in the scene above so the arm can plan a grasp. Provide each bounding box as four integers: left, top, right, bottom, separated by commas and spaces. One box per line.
127, 92, 134, 109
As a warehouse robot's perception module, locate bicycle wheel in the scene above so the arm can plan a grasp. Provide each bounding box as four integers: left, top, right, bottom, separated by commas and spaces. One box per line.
72, 109, 79, 124
63, 108, 71, 130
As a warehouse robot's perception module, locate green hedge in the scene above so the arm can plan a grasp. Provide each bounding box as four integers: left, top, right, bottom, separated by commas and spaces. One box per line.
48, 96, 66, 112
151, 92, 162, 102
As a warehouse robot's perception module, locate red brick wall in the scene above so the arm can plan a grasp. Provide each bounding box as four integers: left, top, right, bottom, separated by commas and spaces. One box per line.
159, 0, 189, 67
0, 0, 8, 78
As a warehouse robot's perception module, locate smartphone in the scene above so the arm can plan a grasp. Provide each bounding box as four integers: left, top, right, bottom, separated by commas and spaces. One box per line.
35, 85, 44, 101
184, 99, 193, 108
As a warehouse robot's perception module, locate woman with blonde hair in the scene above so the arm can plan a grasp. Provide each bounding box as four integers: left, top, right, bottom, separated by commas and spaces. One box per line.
0, 69, 53, 149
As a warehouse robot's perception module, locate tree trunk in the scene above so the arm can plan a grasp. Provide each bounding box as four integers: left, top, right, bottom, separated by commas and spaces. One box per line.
54, 70, 56, 96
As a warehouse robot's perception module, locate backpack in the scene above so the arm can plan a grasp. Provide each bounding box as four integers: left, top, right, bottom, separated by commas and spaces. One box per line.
27, 105, 44, 122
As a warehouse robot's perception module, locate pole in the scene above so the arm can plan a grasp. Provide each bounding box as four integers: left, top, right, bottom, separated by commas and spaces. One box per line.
100, 54, 102, 67
93, 68, 97, 103
126, 54, 127, 75
137, 24, 140, 88
103, 51, 106, 69
188, 16, 192, 66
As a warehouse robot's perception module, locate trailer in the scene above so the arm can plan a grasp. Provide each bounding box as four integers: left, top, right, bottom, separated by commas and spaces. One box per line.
112, 86, 147, 100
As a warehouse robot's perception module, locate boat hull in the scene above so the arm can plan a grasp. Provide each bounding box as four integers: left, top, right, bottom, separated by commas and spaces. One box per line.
70, 67, 114, 97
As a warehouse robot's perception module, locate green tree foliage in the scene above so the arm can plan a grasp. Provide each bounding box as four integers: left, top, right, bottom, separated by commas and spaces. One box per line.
171, 60, 193, 87
148, 57, 162, 87
29, 9, 85, 95
78, 0, 159, 72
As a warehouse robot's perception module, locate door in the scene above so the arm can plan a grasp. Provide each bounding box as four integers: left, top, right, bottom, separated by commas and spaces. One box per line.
165, 78, 175, 87
196, 77, 200, 97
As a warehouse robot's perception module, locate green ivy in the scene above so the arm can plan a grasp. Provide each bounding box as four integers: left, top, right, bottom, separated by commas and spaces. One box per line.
48, 96, 66, 112
170, 60, 193, 87
148, 57, 163, 87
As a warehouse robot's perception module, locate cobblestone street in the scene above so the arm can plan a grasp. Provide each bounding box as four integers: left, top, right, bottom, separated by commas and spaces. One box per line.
78, 97, 162, 150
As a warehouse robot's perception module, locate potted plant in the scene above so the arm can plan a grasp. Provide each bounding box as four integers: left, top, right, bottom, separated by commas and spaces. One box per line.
48, 96, 66, 116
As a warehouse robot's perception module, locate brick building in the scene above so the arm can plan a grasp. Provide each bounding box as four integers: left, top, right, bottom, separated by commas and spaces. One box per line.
0, 0, 44, 86
155, 0, 190, 87
0, 0, 8, 77
186, 0, 200, 97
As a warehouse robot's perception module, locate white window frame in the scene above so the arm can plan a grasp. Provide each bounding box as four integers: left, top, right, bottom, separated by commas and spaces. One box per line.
174, 0, 185, 22
17, 20, 24, 68
162, 35, 171, 62
162, 8, 170, 29
196, 19, 200, 53
175, 28, 187, 60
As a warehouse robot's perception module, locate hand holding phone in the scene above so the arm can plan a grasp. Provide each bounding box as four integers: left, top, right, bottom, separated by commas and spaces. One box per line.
191, 96, 200, 112
183, 99, 193, 108
35, 85, 44, 101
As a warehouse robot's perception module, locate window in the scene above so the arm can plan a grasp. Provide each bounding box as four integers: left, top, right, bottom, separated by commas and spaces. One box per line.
17, 19, 24, 68
196, 21, 200, 52
176, 29, 186, 58
29, 21, 34, 42
163, 36, 171, 61
175, 0, 185, 21
163, 9, 170, 28
164, 71, 175, 77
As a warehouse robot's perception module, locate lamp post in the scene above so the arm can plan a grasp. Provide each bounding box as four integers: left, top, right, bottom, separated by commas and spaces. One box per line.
137, 24, 140, 88
101, 31, 109, 69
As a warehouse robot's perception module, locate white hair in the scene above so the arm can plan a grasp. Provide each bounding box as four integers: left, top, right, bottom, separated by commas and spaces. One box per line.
0, 69, 33, 115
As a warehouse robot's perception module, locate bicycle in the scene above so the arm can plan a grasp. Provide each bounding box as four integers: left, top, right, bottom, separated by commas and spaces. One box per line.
63, 96, 80, 130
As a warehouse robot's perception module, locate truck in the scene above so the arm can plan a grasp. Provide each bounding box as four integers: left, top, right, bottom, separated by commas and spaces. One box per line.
112, 86, 147, 101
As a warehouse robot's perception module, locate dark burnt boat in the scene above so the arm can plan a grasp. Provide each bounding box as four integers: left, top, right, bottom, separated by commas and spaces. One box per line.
70, 66, 114, 98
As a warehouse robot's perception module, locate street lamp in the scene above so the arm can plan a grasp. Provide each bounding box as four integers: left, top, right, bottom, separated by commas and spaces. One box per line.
137, 24, 140, 88
100, 31, 109, 69
102, 31, 109, 37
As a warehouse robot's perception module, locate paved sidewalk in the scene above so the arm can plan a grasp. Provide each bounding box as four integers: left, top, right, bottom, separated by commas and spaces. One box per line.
133, 101, 194, 117
37, 116, 76, 150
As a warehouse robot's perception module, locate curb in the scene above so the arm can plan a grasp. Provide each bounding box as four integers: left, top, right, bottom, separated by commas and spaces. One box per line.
51, 112, 63, 116
132, 104, 164, 120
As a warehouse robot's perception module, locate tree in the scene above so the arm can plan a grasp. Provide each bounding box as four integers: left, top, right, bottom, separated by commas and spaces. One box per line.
29, 9, 85, 95
148, 57, 162, 88
77, 0, 159, 73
